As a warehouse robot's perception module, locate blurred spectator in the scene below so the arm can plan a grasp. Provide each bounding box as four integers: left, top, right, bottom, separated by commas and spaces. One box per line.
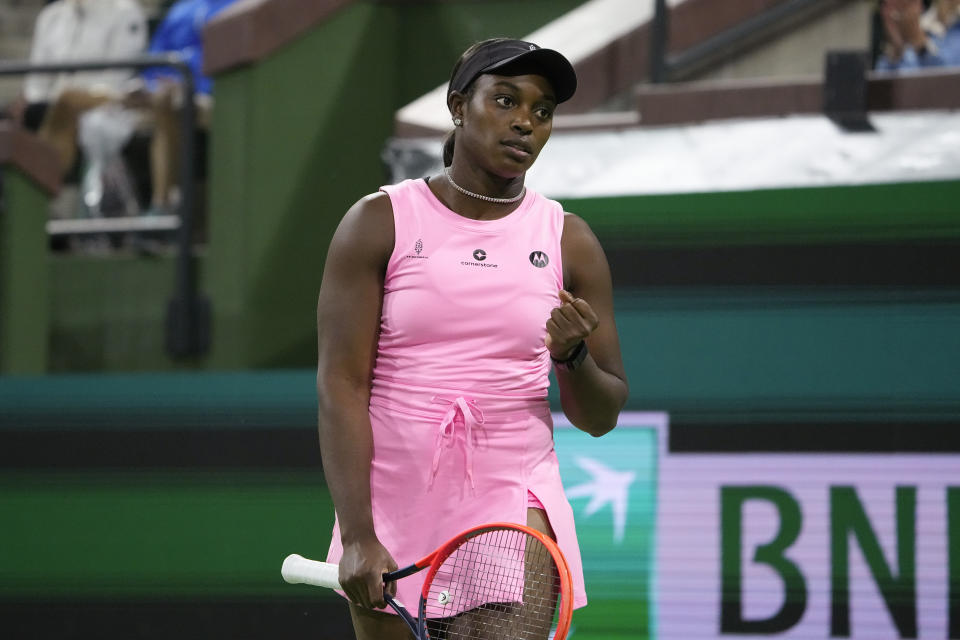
141, 0, 238, 98
23, 0, 238, 220
876, 0, 960, 71
132, 0, 240, 215
19, 0, 148, 172
71, 0, 239, 217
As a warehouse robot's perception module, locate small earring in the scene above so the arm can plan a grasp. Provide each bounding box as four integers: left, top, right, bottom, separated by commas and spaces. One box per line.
453, 117, 463, 127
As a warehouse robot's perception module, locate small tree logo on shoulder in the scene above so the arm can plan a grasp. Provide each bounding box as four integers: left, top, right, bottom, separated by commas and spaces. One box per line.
529, 251, 549, 268
405, 239, 428, 259
473, 249, 486, 261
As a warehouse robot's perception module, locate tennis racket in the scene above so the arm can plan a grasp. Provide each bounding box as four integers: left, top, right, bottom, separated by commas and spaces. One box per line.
282, 521, 573, 640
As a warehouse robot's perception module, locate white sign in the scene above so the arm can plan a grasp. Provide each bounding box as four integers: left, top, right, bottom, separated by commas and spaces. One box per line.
656, 425, 960, 639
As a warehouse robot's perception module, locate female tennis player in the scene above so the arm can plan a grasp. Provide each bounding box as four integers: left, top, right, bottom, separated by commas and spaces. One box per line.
316, 38, 628, 639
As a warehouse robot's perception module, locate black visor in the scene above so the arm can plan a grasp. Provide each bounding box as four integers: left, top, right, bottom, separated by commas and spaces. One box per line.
448, 39, 578, 105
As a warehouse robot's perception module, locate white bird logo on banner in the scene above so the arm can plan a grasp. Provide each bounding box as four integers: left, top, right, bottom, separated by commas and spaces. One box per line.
565, 456, 636, 543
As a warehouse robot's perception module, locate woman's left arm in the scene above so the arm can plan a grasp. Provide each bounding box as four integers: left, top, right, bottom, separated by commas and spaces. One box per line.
548, 212, 629, 436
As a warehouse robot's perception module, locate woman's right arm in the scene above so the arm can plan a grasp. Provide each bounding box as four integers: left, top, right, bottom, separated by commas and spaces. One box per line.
316, 192, 395, 610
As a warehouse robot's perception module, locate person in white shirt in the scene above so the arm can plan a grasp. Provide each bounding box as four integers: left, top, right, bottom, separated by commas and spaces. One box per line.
20, 0, 147, 174
25, 0, 147, 104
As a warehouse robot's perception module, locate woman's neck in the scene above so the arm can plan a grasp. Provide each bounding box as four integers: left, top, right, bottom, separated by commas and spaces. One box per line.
446, 164, 524, 201
427, 171, 526, 221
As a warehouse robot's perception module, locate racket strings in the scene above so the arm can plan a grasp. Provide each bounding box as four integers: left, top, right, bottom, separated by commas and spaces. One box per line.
424, 528, 562, 640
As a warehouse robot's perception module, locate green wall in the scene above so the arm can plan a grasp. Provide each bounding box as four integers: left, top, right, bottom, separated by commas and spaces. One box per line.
8, 2, 960, 426
207, 3, 395, 368
7, 1, 586, 373
0, 471, 332, 598
48, 254, 188, 371
0, 170, 49, 374
36, 0, 959, 381
391, 0, 586, 106
548, 180, 960, 419
0, 372, 653, 638
203, 0, 589, 370
3, 368, 957, 637
601, 288, 960, 418
561, 180, 960, 246
0, 371, 338, 633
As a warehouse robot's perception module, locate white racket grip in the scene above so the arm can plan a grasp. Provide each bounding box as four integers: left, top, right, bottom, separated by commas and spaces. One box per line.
281, 554, 341, 589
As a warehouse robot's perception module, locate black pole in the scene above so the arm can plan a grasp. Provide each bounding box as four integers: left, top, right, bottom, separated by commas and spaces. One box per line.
165, 57, 210, 358
0, 54, 189, 81
650, 0, 669, 83
0, 54, 210, 358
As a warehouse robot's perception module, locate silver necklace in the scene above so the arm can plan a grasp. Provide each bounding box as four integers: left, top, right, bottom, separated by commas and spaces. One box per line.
444, 167, 525, 205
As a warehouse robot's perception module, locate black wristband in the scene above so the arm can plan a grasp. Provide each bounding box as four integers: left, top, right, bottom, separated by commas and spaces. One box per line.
551, 340, 588, 371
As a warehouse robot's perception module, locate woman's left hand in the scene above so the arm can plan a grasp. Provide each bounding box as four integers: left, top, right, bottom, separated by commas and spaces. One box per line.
545, 289, 598, 360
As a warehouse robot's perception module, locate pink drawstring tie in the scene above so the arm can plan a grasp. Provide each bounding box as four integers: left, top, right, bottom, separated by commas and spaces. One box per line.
429, 396, 485, 492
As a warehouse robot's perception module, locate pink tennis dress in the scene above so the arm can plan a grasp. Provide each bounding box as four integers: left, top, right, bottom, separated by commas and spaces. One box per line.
326, 177, 587, 611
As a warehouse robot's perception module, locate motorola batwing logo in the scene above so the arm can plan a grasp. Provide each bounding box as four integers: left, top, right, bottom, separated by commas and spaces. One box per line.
473, 249, 487, 261
529, 251, 549, 268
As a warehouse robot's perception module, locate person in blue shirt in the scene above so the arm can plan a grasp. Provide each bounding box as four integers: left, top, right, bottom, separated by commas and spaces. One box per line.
132, 0, 239, 215
141, 0, 239, 97
876, 0, 960, 71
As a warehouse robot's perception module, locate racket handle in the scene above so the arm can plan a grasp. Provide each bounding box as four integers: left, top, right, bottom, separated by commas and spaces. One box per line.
281, 554, 341, 589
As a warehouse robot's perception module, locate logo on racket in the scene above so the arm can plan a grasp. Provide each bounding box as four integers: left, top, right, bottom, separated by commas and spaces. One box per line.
437, 590, 451, 605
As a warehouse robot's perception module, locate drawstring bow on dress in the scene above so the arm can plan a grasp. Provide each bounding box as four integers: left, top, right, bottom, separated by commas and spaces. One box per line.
429, 396, 485, 492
